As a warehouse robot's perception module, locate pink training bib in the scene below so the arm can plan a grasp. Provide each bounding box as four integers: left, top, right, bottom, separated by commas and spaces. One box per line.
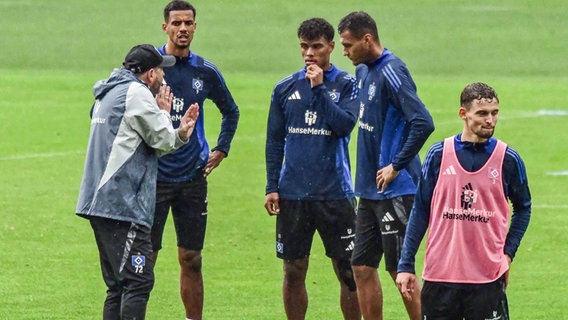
422, 137, 510, 284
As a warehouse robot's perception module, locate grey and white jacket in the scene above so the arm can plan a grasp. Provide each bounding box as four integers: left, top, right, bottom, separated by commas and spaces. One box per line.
76, 68, 186, 228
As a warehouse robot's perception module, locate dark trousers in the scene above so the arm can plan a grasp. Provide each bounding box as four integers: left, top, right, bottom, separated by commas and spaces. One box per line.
90, 216, 155, 320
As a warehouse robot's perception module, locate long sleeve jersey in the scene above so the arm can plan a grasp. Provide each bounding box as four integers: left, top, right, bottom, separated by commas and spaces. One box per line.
265, 65, 358, 200
355, 49, 434, 200
156, 46, 240, 182
398, 134, 532, 274
77, 68, 187, 228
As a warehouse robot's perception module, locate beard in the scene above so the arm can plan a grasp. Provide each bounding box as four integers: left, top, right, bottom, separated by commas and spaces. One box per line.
149, 80, 161, 96
174, 39, 190, 50
476, 128, 494, 139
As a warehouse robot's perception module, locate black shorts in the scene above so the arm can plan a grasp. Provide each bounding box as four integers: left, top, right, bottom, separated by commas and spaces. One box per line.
421, 276, 509, 319
151, 175, 208, 252
276, 198, 357, 261
350, 196, 413, 271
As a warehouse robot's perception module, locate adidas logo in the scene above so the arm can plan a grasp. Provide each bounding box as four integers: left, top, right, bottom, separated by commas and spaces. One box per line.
442, 165, 457, 175
382, 212, 395, 223
288, 90, 301, 100
345, 241, 354, 251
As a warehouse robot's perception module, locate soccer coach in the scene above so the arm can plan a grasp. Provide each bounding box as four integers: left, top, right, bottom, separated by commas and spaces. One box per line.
76, 44, 199, 320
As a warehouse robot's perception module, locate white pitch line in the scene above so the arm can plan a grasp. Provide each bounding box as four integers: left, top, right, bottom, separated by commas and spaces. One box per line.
0, 150, 84, 161
537, 110, 568, 116
545, 171, 568, 176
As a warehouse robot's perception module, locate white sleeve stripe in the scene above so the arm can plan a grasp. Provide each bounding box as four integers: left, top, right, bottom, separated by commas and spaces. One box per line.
382, 64, 402, 91
275, 74, 293, 87
203, 60, 224, 81
506, 147, 528, 183
422, 143, 443, 178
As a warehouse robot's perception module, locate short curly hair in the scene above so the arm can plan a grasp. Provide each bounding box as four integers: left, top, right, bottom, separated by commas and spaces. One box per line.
297, 18, 334, 42
460, 82, 499, 109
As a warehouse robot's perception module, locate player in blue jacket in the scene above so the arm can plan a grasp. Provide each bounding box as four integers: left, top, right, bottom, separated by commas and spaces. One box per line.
151, 2, 240, 320
265, 18, 361, 320
338, 11, 435, 320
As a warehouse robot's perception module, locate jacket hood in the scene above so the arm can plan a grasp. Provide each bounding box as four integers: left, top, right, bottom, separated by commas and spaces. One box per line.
93, 68, 139, 100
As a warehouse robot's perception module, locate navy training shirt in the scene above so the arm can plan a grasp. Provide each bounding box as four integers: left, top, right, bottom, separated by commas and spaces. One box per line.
355, 49, 434, 200
156, 46, 240, 182
265, 65, 358, 200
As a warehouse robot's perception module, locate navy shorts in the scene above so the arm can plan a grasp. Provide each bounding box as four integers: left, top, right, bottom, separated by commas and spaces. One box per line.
151, 175, 208, 252
421, 276, 509, 319
276, 198, 357, 261
350, 196, 413, 271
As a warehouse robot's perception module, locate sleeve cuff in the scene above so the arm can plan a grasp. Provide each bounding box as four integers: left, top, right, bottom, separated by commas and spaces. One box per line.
211, 147, 228, 157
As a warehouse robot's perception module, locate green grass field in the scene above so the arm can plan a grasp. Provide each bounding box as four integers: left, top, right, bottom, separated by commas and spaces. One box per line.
1, 0, 567, 319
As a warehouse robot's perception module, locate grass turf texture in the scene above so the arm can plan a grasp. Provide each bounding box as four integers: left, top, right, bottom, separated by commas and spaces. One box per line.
1, 0, 567, 319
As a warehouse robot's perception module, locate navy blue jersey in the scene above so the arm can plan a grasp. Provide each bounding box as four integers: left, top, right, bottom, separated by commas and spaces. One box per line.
398, 135, 532, 274
266, 65, 358, 200
355, 49, 434, 200
156, 46, 240, 182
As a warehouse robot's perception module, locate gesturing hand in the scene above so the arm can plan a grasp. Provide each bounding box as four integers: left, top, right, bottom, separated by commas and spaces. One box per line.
178, 103, 199, 141
156, 85, 173, 113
